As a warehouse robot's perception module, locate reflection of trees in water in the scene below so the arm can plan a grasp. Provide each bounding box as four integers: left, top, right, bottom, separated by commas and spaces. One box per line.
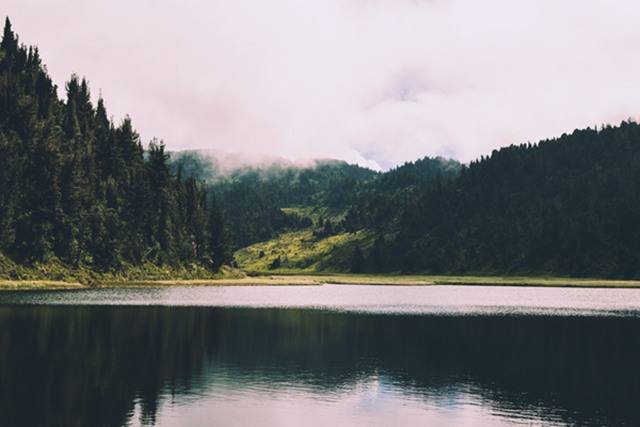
0, 307, 220, 427
0, 307, 638, 427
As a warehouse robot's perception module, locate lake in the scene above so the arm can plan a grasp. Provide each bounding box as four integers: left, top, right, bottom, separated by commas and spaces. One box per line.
1, 284, 639, 427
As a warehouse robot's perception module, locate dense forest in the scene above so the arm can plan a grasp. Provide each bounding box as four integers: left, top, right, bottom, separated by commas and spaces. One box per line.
382, 123, 640, 278
0, 18, 233, 277
335, 122, 640, 278
170, 151, 378, 247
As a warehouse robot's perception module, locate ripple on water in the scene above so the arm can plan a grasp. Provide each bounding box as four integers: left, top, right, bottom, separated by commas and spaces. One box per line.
2, 284, 640, 317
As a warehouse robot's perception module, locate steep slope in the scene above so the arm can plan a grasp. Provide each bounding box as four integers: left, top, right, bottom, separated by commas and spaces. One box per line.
169, 150, 379, 248
0, 19, 233, 281
375, 122, 640, 278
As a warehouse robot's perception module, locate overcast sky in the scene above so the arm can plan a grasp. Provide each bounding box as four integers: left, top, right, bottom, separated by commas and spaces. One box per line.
5, 1, 640, 169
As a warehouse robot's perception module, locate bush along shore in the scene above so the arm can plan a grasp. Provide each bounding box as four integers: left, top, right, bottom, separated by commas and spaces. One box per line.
3, 259, 640, 291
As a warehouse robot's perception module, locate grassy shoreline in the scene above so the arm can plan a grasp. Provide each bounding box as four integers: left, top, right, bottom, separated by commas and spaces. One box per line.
3, 273, 640, 290
311, 274, 640, 288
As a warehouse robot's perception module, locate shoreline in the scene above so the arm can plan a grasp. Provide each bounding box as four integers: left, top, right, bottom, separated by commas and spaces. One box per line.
3, 274, 640, 290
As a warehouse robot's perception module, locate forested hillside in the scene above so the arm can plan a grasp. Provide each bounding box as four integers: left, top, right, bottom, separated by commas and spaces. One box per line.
0, 18, 232, 279
344, 156, 462, 232
169, 152, 463, 273
358, 123, 640, 278
169, 151, 381, 247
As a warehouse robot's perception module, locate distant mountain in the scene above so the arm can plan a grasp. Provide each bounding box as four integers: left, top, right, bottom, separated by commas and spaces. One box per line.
168, 149, 328, 182
169, 150, 379, 247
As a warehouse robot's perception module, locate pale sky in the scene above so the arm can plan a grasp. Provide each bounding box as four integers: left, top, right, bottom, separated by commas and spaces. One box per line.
5, 1, 640, 169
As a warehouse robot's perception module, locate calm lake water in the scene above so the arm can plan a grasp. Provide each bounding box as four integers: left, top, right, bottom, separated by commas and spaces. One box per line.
1, 284, 639, 427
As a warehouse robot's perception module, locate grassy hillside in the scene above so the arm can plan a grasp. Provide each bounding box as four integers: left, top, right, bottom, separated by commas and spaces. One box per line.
236, 228, 376, 273
0, 252, 243, 285
234, 206, 377, 273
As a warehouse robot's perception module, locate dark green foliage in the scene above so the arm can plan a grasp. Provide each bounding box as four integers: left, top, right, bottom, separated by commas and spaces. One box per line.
269, 256, 282, 270
313, 217, 340, 238
359, 122, 640, 278
367, 234, 389, 273
350, 246, 366, 273
213, 160, 375, 247
0, 19, 233, 273
170, 152, 376, 247
1, 17, 18, 57
344, 156, 462, 232
207, 198, 234, 269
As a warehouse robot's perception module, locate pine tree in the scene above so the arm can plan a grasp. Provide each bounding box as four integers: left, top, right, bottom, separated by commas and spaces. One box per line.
207, 198, 233, 270
0, 17, 18, 60
350, 246, 366, 274
13, 120, 62, 262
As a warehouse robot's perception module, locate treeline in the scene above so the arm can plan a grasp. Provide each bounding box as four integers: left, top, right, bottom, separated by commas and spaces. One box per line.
352, 122, 640, 278
0, 18, 232, 272
170, 152, 378, 247
344, 156, 462, 231
216, 160, 377, 246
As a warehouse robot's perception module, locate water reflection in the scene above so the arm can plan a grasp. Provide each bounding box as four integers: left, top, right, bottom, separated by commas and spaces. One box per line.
0, 306, 638, 426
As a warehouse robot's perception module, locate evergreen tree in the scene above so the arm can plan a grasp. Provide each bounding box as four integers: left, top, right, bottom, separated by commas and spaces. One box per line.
269, 256, 282, 270
13, 121, 62, 262
0, 18, 18, 60
207, 198, 233, 270
350, 246, 366, 274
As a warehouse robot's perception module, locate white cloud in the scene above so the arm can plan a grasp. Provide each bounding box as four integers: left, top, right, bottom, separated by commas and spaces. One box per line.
5, 0, 640, 168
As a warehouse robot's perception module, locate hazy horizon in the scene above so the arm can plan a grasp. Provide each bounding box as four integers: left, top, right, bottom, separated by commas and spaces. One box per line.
5, 1, 640, 170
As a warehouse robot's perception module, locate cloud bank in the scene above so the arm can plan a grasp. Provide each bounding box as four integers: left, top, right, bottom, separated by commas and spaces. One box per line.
5, 0, 640, 168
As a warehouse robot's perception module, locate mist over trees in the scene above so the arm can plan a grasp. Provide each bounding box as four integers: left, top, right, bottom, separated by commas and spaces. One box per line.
0, 18, 232, 273
169, 153, 378, 247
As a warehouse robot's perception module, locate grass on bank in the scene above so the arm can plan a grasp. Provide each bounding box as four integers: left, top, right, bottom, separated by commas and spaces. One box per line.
291, 273, 640, 288
235, 228, 377, 273
0, 252, 245, 287
3, 272, 640, 290
0, 280, 85, 290
4, 237, 640, 289
232, 223, 640, 287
